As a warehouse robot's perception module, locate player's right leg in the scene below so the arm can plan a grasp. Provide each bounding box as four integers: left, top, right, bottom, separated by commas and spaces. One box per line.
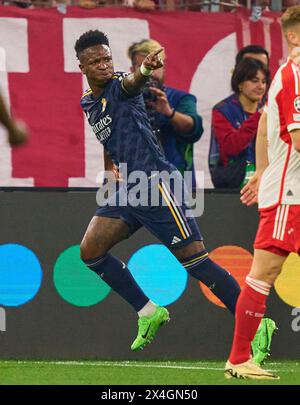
80, 215, 130, 259
80, 215, 169, 351
80, 215, 151, 311
225, 248, 286, 379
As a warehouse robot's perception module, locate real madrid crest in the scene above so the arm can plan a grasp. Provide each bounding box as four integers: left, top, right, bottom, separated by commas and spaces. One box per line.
101, 98, 107, 113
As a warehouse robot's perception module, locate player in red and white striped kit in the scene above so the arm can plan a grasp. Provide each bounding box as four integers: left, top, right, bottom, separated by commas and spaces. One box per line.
225, 5, 300, 380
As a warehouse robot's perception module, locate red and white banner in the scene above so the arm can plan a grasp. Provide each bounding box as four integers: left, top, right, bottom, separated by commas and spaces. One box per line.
0, 7, 284, 187
236, 8, 287, 77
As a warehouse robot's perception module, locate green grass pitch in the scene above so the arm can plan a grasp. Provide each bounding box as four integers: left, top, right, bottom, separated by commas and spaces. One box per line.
0, 360, 299, 385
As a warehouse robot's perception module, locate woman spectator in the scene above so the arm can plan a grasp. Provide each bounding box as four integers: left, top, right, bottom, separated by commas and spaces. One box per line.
209, 58, 270, 189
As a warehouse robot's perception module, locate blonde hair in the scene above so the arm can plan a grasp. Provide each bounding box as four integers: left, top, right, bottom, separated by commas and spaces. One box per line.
281, 5, 300, 34
127, 39, 166, 62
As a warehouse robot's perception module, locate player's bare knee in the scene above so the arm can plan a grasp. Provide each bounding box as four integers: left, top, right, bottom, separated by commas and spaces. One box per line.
80, 239, 91, 261
250, 262, 282, 285
80, 236, 106, 261
265, 265, 282, 285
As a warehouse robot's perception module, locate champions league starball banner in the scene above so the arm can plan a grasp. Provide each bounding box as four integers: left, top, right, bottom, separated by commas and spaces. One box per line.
0, 7, 285, 188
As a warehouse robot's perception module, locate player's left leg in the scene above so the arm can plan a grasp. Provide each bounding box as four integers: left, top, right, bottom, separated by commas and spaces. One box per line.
230, 248, 286, 364
171, 239, 241, 315
225, 248, 286, 379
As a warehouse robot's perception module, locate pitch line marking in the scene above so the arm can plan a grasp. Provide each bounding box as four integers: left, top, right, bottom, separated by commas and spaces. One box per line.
2, 360, 224, 371
2, 360, 295, 372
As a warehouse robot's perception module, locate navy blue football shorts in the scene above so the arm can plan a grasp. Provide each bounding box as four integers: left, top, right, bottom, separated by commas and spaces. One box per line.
95, 175, 202, 249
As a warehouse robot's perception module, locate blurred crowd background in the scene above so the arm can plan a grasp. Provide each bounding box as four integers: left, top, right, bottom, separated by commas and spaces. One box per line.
0, 0, 297, 189
0, 0, 299, 13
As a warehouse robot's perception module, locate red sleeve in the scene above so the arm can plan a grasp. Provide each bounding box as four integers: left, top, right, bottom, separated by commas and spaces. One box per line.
212, 109, 261, 165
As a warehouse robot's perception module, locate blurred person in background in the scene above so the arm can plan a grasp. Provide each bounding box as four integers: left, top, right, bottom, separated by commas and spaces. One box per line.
30, 0, 54, 7
127, 39, 203, 190
78, 0, 106, 8
250, 0, 271, 21
0, 92, 28, 146
4, 0, 69, 9
6, 0, 31, 8
235, 44, 269, 67
209, 58, 270, 189
124, 0, 156, 10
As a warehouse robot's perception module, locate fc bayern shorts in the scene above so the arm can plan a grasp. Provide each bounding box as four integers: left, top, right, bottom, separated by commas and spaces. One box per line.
254, 204, 300, 257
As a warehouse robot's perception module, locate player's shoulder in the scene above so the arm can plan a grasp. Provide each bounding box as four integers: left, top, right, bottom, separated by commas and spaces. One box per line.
111, 71, 130, 82
279, 59, 298, 85
81, 88, 93, 100
111, 72, 130, 82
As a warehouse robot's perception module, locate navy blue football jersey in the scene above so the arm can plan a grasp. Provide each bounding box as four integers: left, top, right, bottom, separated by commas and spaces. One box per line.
80, 72, 175, 181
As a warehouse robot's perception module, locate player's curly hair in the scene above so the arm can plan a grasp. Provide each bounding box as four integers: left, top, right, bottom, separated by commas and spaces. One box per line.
75, 30, 110, 60
281, 5, 300, 34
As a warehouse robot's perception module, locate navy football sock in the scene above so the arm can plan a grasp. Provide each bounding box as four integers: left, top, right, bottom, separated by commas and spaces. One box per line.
83, 253, 149, 312
181, 250, 241, 314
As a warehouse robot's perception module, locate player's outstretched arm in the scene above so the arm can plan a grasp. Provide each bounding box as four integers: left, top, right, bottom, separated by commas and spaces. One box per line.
122, 48, 164, 97
0, 93, 28, 146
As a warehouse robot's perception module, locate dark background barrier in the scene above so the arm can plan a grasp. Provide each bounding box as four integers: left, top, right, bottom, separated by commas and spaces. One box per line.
0, 190, 299, 360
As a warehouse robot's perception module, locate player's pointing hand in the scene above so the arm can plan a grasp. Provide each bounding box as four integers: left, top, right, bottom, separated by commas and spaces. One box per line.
143, 48, 164, 71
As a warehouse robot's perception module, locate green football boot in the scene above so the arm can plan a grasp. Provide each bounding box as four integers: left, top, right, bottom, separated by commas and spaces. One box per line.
131, 306, 170, 351
251, 318, 278, 365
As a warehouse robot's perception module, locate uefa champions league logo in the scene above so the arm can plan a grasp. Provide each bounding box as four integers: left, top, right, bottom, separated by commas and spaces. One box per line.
294, 97, 300, 113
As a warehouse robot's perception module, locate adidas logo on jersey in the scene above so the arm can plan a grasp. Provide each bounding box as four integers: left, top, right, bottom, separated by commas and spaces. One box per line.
171, 236, 181, 245
287, 189, 294, 197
